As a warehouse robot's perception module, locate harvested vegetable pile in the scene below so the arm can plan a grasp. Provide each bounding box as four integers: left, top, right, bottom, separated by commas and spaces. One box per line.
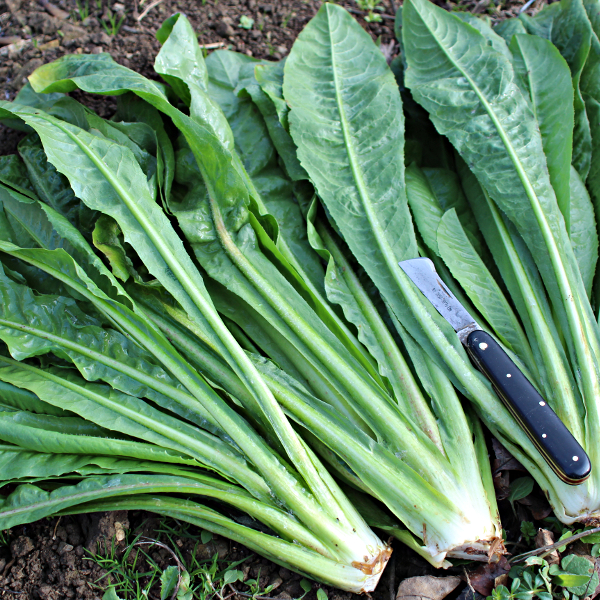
1, 0, 600, 594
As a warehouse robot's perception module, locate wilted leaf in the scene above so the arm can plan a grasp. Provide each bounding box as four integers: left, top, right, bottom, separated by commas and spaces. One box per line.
535, 529, 559, 565
492, 439, 526, 473
468, 556, 511, 596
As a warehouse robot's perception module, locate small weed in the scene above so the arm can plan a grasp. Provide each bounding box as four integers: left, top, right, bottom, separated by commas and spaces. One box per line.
102, 9, 125, 36
0, 529, 10, 548
281, 12, 294, 27
239, 15, 254, 29
520, 521, 537, 544
74, 0, 90, 21
356, 0, 384, 22
488, 554, 599, 600
85, 517, 290, 600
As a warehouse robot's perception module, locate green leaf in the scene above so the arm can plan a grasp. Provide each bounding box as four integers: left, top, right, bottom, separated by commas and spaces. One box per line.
553, 573, 591, 588
201, 530, 213, 544
249, 60, 307, 181
154, 12, 208, 106
103, 586, 124, 600
518, 2, 561, 38
547, 0, 593, 181
493, 18, 527, 43
222, 568, 242, 585
300, 579, 312, 593
508, 477, 535, 504
0, 358, 267, 497
204, 50, 325, 297
114, 93, 175, 205
0, 154, 36, 198
568, 165, 598, 297
92, 215, 138, 282
317, 588, 328, 600
284, 3, 501, 423
161, 565, 179, 600
559, 554, 598, 595
580, 530, 600, 543
17, 133, 96, 233
284, 4, 417, 276
509, 33, 573, 230
306, 203, 441, 447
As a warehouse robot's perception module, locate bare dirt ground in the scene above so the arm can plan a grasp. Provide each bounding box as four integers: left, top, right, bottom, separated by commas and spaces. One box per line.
0, 0, 550, 597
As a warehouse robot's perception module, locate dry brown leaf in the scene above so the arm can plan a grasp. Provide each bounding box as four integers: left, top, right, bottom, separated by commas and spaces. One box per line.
468, 556, 511, 596
535, 529, 559, 565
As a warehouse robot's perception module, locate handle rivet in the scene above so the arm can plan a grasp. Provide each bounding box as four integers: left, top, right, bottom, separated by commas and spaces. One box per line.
479, 342, 488, 350
539, 401, 546, 406
506, 373, 512, 378
542, 434, 547, 438
573, 456, 579, 462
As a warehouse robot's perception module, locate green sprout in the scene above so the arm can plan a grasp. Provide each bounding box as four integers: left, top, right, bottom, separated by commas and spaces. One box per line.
239, 15, 254, 29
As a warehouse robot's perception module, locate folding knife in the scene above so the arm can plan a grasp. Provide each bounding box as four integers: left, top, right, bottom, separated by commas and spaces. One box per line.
399, 257, 591, 485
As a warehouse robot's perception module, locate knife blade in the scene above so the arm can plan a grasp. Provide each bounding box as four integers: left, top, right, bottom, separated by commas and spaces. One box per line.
399, 257, 591, 485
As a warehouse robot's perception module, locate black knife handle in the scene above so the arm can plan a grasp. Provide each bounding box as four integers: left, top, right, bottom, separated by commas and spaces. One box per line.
466, 330, 591, 485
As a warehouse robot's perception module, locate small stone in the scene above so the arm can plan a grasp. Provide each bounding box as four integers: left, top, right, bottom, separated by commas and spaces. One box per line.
11, 535, 34, 558
28, 12, 59, 35
269, 577, 283, 591
216, 20, 235, 37
276, 44, 287, 55
38, 38, 60, 51
221, 16, 234, 25
60, 23, 87, 42
58, 541, 74, 554
112, 2, 125, 11
91, 45, 103, 53
82, 16, 99, 27
66, 523, 83, 547
114, 521, 126, 542
5, 0, 22, 13
245, 49, 253, 56
92, 31, 112, 45
37, 585, 54, 600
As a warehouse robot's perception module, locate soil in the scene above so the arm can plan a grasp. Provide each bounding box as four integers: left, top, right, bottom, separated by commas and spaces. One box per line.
0, 0, 547, 154
0, 509, 443, 600
0, 0, 550, 598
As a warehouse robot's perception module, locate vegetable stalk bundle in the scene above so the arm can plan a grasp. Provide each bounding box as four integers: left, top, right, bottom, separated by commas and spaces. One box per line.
10, 0, 600, 588
0, 6, 505, 587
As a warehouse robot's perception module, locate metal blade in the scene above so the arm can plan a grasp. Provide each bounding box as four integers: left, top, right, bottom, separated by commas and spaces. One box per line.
399, 257, 478, 336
